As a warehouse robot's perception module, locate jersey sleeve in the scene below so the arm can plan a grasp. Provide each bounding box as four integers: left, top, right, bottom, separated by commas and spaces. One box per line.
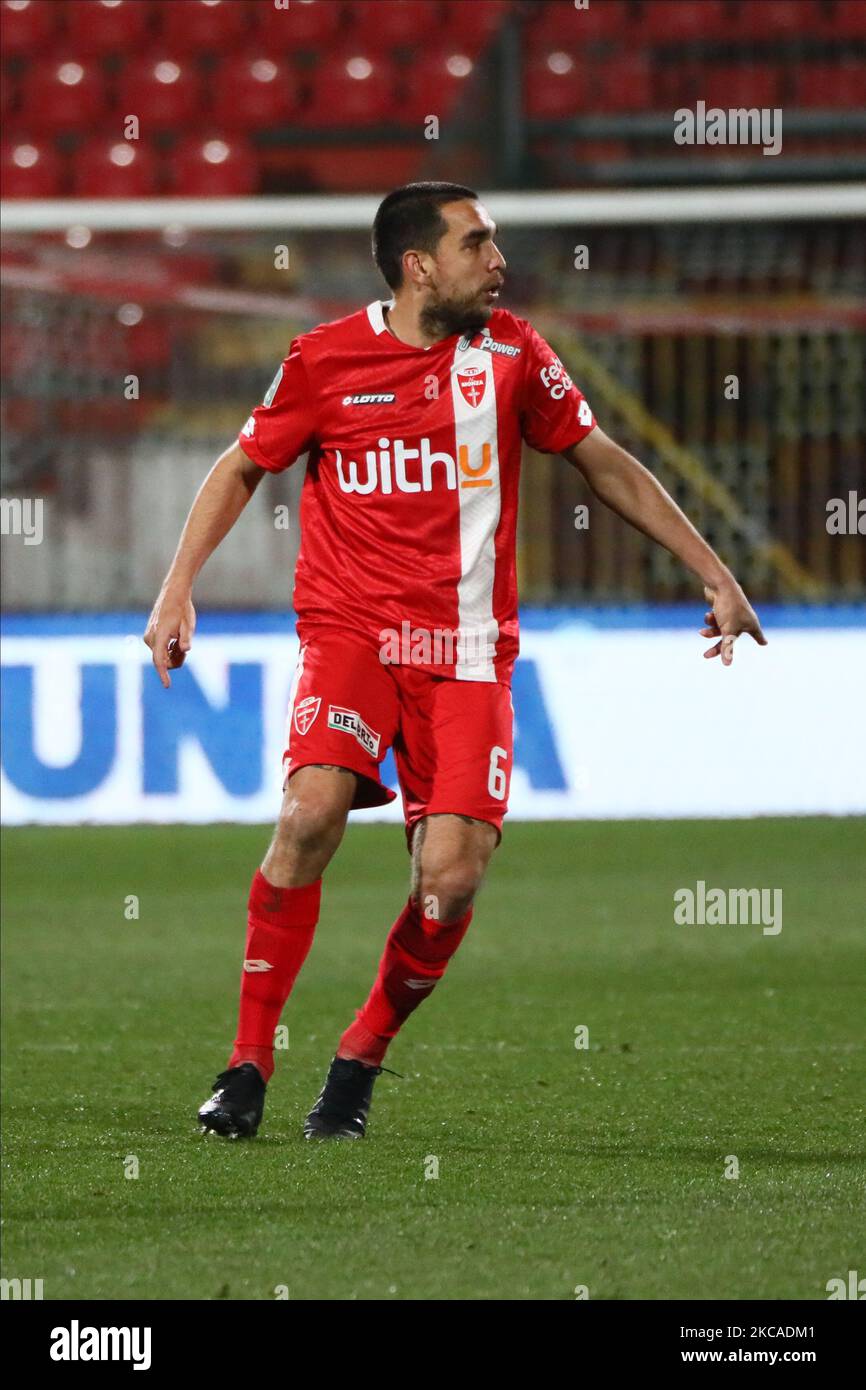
519, 322, 597, 454
237, 339, 316, 473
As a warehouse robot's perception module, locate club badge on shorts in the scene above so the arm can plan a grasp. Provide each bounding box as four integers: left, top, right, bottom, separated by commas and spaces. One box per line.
294, 695, 321, 736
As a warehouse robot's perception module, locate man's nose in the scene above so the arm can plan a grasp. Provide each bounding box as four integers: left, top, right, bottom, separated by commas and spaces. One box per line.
490, 243, 506, 273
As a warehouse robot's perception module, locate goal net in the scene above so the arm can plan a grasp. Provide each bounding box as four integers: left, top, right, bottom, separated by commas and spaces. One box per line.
2, 187, 864, 610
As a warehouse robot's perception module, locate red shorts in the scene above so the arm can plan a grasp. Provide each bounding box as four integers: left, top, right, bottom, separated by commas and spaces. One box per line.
283, 630, 513, 848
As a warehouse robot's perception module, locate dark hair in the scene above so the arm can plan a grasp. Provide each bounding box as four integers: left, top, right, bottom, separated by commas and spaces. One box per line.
372, 181, 479, 291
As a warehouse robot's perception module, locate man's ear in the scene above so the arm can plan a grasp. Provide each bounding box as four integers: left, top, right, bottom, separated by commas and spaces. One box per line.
404, 249, 432, 288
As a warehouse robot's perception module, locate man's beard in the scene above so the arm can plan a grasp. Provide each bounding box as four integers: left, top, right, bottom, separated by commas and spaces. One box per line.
420, 288, 490, 341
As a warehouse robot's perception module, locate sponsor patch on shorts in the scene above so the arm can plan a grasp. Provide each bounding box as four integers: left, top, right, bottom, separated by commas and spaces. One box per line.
327, 705, 381, 757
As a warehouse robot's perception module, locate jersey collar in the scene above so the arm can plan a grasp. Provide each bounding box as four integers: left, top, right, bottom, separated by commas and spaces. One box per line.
366, 298, 460, 353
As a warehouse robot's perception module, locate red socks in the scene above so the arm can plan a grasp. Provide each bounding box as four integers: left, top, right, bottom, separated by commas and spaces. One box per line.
338, 897, 473, 1067
229, 869, 321, 1082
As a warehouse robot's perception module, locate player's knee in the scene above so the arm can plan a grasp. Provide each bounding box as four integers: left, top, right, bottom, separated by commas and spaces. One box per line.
417, 856, 484, 923
275, 788, 347, 857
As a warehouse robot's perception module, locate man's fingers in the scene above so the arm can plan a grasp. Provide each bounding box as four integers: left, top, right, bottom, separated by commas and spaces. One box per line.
178, 615, 194, 652
152, 637, 172, 688
703, 639, 722, 659
167, 635, 187, 670
721, 633, 736, 666
750, 622, 768, 646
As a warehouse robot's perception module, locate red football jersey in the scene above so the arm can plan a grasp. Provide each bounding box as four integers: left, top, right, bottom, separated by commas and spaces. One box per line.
238, 300, 596, 682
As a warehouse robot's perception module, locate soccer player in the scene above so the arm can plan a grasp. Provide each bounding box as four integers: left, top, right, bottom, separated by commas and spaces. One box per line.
144, 182, 766, 1141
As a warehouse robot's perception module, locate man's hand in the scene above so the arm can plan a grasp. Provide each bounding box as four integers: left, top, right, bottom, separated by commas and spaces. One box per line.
700, 578, 767, 666
144, 587, 196, 688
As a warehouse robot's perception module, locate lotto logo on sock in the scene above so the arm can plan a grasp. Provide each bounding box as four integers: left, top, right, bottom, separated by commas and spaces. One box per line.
327, 705, 381, 757
243, 959, 273, 973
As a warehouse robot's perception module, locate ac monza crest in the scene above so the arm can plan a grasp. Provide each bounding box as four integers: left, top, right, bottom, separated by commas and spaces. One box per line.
457, 366, 487, 409
294, 695, 321, 736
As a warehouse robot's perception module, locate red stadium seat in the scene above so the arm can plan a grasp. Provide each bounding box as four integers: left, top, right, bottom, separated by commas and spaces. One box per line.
280, 142, 421, 192
63, 0, 153, 56
594, 52, 655, 112
439, 0, 509, 46
255, 0, 345, 51
398, 44, 479, 123
528, 0, 628, 45
158, 0, 254, 55
1, 135, 63, 195
0, 64, 16, 120
211, 52, 299, 130
701, 65, 783, 109
115, 54, 201, 132
346, 1, 442, 48
635, 0, 731, 42
71, 136, 160, 195
304, 50, 399, 126
828, 0, 866, 38
0, 0, 59, 58
170, 133, 259, 194
796, 62, 866, 108
735, 0, 817, 40
19, 56, 108, 133
525, 46, 590, 120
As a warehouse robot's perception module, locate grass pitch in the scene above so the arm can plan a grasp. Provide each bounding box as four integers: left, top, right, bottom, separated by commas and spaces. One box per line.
2, 818, 863, 1301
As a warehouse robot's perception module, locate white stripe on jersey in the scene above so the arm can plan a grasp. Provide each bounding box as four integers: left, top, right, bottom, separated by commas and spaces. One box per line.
450, 340, 501, 682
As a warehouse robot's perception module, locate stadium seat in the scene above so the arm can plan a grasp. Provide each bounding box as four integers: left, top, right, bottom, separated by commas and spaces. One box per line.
527, 0, 628, 45
828, 0, 866, 38
735, 0, 816, 41
0, 0, 59, 58
210, 53, 299, 131
63, 0, 154, 56
635, 0, 731, 42
594, 53, 655, 112
0, 135, 63, 195
796, 62, 866, 108
255, 0, 345, 51
346, 1, 443, 49
278, 142, 421, 192
0, 64, 16, 120
169, 133, 259, 194
71, 136, 160, 196
700, 65, 783, 109
525, 46, 590, 119
398, 44, 478, 124
304, 50, 399, 126
19, 57, 108, 133
440, 0, 509, 46
115, 54, 201, 132
158, 0, 254, 54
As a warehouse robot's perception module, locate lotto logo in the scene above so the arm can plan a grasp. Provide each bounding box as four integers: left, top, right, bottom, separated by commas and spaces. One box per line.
342, 392, 396, 405
327, 705, 381, 757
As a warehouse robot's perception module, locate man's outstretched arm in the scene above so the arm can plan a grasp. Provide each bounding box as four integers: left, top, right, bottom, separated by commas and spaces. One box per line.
562, 426, 767, 666
143, 441, 264, 688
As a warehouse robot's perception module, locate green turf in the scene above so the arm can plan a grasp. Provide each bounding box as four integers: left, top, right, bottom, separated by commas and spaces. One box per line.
2, 818, 864, 1301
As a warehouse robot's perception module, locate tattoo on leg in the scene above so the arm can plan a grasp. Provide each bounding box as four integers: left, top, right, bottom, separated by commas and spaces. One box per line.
410, 818, 427, 902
